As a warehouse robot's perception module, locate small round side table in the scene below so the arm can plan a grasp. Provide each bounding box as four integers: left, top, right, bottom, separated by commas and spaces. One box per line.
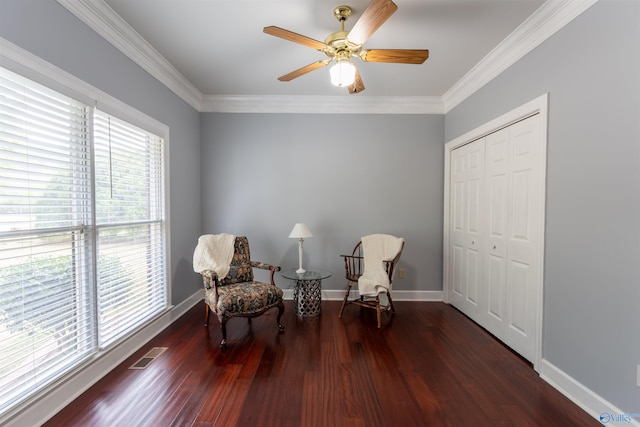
281, 269, 331, 317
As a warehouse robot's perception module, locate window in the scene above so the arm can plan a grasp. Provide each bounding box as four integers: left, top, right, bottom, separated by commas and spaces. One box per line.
93, 111, 166, 347
0, 67, 168, 415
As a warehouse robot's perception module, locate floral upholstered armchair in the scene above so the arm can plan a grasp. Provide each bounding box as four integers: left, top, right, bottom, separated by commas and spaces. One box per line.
200, 236, 284, 349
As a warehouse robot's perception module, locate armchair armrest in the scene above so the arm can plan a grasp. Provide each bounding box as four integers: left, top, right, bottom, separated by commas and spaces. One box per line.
201, 269, 220, 290
201, 269, 219, 286
250, 260, 281, 286
340, 254, 394, 281
341, 254, 364, 280
250, 260, 280, 271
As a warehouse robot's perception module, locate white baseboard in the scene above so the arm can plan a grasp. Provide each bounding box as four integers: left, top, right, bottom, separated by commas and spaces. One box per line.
4, 289, 205, 427
387, 290, 444, 301
282, 289, 443, 301
540, 359, 640, 426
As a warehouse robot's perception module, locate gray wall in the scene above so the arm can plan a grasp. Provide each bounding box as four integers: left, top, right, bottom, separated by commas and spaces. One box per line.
200, 113, 444, 292
445, 0, 640, 412
0, 0, 203, 304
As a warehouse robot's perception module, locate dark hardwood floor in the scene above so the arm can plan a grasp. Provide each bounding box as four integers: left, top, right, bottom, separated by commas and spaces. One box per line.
44, 300, 598, 427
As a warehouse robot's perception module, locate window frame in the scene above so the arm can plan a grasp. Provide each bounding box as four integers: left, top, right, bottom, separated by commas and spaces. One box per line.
0, 38, 171, 422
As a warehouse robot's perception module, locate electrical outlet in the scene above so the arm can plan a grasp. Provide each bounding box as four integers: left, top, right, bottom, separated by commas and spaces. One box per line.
637, 365, 640, 388
398, 268, 406, 279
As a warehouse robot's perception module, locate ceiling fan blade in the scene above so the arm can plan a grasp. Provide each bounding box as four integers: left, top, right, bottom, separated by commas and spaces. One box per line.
277, 60, 330, 81
360, 49, 429, 64
347, 0, 398, 46
348, 68, 365, 94
263, 26, 327, 51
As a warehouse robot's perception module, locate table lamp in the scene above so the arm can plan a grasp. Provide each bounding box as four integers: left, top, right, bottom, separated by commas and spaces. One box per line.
288, 223, 312, 274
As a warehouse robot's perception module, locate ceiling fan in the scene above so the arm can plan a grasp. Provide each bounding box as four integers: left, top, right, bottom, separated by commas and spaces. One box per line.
263, 0, 429, 94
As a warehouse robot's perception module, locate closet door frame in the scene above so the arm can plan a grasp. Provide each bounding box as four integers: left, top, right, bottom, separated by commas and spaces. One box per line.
443, 93, 548, 371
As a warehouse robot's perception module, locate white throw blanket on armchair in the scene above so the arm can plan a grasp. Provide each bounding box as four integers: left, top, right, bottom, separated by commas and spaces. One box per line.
357, 234, 405, 297
193, 233, 236, 279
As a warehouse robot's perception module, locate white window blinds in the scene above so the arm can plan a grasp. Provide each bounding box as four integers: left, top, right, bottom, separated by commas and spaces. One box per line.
0, 66, 168, 417
0, 67, 94, 412
93, 111, 167, 348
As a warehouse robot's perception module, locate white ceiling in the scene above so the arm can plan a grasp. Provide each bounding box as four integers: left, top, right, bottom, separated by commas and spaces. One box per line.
58, 0, 597, 112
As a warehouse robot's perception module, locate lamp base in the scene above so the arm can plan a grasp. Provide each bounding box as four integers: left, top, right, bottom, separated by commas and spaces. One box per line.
296, 239, 306, 275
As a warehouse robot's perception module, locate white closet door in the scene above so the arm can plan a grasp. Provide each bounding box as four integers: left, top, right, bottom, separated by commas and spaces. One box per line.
449, 138, 485, 321
448, 113, 542, 364
502, 114, 541, 360
483, 127, 509, 338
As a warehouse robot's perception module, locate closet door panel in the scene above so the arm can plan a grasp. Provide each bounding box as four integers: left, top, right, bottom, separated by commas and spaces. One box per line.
449, 139, 485, 319
508, 260, 530, 335
466, 246, 480, 305
465, 141, 484, 316
483, 128, 509, 336
450, 148, 468, 303
452, 245, 465, 298
487, 253, 505, 322
504, 115, 541, 359
466, 172, 482, 307
506, 260, 532, 357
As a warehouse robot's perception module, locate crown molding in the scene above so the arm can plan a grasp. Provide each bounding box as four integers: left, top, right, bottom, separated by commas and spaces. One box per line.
56, 0, 203, 111
200, 95, 444, 114
56, 0, 598, 114
442, 0, 599, 113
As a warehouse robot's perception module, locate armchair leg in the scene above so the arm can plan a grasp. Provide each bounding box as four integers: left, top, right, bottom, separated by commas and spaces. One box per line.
204, 303, 210, 327
276, 302, 285, 333
219, 316, 228, 350
339, 283, 352, 318
376, 296, 382, 329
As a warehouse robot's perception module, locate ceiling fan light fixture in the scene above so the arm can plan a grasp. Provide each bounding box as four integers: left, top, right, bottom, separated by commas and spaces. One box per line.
330, 59, 356, 87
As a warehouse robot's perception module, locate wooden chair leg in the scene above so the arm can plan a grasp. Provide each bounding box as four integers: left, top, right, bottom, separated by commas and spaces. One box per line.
376, 296, 382, 328
276, 302, 285, 332
219, 316, 228, 350
339, 283, 352, 318
387, 291, 396, 315
204, 303, 210, 327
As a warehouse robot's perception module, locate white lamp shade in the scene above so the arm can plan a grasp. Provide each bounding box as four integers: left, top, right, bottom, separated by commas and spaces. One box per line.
330, 60, 356, 87
288, 223, 313, 239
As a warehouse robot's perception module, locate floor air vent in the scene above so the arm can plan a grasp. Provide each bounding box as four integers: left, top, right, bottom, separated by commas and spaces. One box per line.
129, 347, 168, 369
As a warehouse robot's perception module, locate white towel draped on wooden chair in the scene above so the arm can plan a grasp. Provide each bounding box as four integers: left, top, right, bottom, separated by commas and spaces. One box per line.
358, 234, 405, 297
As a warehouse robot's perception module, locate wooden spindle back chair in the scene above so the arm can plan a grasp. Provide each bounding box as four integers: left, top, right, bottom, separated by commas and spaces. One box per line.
338, 237, 404, 328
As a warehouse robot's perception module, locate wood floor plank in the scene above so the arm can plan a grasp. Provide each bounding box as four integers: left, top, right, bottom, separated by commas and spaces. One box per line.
194, 364, 242, 423
212, 378, 252, 427
168, 368, 225, 426
43, 301, 600, 427
142, 371, 197, 427
402, 372, 446, 425
301, 370, 323, 427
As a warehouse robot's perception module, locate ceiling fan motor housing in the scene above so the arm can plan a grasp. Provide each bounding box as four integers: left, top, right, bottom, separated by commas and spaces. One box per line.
324, 30, 361, 60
